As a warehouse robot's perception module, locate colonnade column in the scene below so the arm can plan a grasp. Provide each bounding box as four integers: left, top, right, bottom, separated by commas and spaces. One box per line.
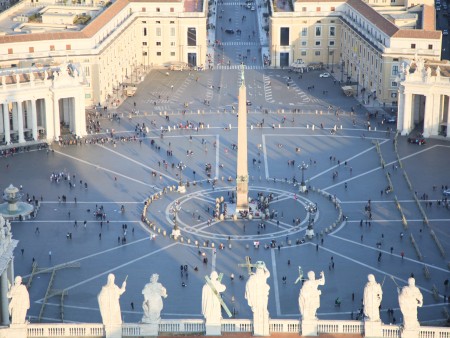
447, 96, 450, 138
45, 97, 54, 142
401, 92, 413, 135
2, 103, 10, 144
1, 271, 10, 325
31, 100, 38, 141
423, 93, 435, 138
53, 97, 60, 141
397, 87, 405, 134
74, 94, 86, 137
17, 101, 25, 143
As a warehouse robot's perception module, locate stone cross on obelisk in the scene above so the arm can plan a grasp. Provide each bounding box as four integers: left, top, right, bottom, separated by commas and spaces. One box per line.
236, 64, 249, 212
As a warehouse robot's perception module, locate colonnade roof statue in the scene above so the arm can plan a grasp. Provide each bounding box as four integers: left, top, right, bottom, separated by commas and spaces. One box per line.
7, 276, 29, 325
97, 273, 127, 326
202, 271, 227, 326
245, 261, 270, 336
363, 274, 383, 322
298, 270, 325, 321
398, 277, 423, 330
141, 273, 167, 324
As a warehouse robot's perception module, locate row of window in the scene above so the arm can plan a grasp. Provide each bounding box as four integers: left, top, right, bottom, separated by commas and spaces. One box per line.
8, 45, 71, 54
142, 51, 176, 56
279, 26, 336, 46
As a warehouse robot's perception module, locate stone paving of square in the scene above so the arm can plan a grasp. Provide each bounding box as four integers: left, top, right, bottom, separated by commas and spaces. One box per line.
1, 68, 450, 327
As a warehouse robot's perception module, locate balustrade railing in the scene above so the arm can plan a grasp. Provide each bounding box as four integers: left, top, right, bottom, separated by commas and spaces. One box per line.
18, 319, 450, 337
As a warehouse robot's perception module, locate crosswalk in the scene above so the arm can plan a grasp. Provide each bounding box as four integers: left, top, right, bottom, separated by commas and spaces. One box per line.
220, 41, 259, 46
215, 65, 264, 70
221, 2, 245, 5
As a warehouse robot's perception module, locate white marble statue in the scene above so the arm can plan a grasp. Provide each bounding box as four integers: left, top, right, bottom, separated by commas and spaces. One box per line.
7, 276, 30, 324
245, 261, 270, 336
363, 274, 383, 321
398, 277, 423, 330
299, 271, 325, 321
97, 274, 127, 326
202, 271, 226, 325
142, 274, 167, 323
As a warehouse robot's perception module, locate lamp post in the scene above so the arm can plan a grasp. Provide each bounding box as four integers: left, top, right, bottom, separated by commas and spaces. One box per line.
170, 200, 181, 240
298, 161, 309, 193
177, 162, 187, 193
305, 202, 318, 239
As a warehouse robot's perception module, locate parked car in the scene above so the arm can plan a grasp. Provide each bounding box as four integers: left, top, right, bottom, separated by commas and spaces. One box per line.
443, 29, 449, 36
386, 116, 397, 124
246, 101, 252, 106
407, 134, 426, 145
225, 29, 235, 34
319, 72, 331, 78
443, 189, 450, 196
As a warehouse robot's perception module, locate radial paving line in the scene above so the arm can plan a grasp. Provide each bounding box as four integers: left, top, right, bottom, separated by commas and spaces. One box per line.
262, 134, 269, 179
309, 138, 390, 181
96, 144, 178, 182
36, 242, 178, 302
215, 134, 220, 179
271, 249, 281, 316
330, 234, 449, 273
305, 243, 437, 296
52, 150, 158, 188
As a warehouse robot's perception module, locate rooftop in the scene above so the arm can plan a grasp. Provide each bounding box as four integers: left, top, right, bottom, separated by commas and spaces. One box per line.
285, 0, 439, 38
0, 0, 203, 44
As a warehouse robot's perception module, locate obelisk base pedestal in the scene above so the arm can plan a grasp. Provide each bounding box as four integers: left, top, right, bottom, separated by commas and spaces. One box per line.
301, 320, 318, 336
205, 323, 222, 336
364, 320, 382, 338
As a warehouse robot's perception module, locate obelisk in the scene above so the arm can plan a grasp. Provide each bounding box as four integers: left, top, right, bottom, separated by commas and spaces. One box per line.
236, 64, 249, 212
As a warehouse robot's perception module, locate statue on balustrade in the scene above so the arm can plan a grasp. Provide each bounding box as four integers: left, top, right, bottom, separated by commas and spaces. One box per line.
363, 274, 383, 321
142, 273, 167, 323
7, 276, 30, 324
97, 273, 127, 326
245, 261, 270, 336
398, 277, 423, 330
202, 271, 226, 325
299, 271, 325, 321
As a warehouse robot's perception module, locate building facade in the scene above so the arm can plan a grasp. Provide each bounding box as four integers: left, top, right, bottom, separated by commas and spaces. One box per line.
0, 0, 207, 143
269, 0, 442, 105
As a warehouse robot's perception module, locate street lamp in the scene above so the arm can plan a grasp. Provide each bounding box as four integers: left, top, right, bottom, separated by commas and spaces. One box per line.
177, 162, 187, 193
170, 201, 181, 240
298, 161, 309, 193
305, 202, 318, 239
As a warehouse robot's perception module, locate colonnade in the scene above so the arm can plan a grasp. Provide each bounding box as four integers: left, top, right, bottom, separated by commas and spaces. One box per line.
397, 62, 450, 138
0, 66, 87, 145
398, 87, 450, 138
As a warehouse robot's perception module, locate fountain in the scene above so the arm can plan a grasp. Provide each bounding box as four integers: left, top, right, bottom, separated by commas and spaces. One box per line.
0, 184, 34, 220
